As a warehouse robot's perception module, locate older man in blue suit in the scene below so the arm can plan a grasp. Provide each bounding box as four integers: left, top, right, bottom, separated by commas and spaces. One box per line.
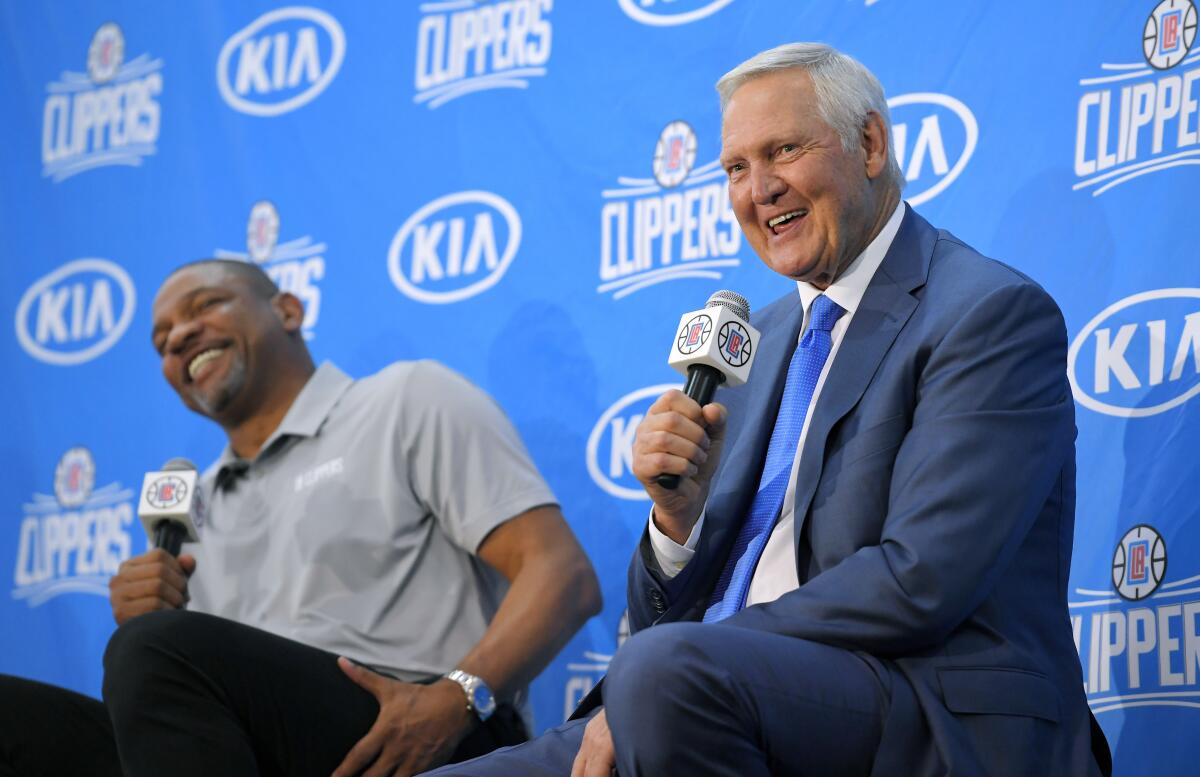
428, 42, 1109, 777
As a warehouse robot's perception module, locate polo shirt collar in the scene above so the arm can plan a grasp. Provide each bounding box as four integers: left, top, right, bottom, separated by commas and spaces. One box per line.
213, 361, 352, 487
796, 199, 905, 320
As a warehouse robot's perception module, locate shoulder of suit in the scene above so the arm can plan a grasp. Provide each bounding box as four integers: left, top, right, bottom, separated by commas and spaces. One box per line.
927, 229, 1053, 303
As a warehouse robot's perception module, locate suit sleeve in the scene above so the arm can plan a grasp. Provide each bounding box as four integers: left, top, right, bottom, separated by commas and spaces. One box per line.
723, 280, 1075, 655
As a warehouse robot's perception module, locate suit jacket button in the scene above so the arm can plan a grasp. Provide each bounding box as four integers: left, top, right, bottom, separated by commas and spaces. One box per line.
649, 589, 666, 612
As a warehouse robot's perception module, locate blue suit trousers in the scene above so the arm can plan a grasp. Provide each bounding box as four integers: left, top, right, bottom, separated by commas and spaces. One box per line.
426, 622, 888, 776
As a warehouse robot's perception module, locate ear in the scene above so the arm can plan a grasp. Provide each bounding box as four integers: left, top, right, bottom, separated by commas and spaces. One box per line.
861, 110, 890, 180
271, 292, 305, 334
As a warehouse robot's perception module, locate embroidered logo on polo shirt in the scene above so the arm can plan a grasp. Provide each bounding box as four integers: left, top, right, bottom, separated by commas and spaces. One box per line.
294, 457, 344, 492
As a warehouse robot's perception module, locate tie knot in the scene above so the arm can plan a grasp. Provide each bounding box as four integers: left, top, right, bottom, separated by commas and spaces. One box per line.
808, 295, 844, 333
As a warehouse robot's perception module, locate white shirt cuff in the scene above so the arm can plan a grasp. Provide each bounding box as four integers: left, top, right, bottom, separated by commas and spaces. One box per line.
647, 510, 705, 579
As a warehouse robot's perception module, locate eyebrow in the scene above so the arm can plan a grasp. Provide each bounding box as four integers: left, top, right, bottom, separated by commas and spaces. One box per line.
149, 286, 224, 343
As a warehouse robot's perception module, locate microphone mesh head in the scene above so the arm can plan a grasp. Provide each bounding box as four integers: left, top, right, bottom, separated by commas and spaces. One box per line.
161, 457, 198, 472
705, 290, 750, 321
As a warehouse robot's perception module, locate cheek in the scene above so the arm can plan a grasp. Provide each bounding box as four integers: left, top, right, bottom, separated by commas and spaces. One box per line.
729, 192, 754, 225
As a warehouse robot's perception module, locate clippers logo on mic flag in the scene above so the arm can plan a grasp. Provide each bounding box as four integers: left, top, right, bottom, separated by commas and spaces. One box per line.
678, 314, 712, 354
668, 302, 759, 386
719, 321, 751, 367
137, 467, 203, 542
145, 475, 187, 510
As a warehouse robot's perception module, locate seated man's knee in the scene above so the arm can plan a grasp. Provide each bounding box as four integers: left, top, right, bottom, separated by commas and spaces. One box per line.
103, 610, 193, 707
605, 622, 719, 715
105, 610, 185, 672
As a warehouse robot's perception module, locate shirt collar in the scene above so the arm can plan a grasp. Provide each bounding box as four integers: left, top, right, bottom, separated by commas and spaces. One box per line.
796, 200, 906, 319
213, 361, 352, 488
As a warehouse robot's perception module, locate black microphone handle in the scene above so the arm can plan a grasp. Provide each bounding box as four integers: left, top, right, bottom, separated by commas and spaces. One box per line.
153, 520, 187, 557
656, 364, 726, 490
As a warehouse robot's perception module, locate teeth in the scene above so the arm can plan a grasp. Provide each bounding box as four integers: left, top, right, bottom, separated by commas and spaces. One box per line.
768, 210, 806, 228
188, 348, 224, 380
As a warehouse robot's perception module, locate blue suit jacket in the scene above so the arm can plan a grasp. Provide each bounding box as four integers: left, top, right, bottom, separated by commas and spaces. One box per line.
614, 207, 1103, 775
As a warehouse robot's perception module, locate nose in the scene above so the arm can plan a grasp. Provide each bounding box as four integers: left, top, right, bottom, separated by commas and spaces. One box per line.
750, 166, 786, 206
163, 317, 202, 356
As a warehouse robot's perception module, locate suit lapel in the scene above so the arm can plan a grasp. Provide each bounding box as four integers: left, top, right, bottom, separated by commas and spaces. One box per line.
790, 207, 934, 545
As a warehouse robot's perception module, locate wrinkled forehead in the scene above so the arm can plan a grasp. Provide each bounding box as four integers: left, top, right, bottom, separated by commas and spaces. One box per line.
721, 69, 824, 146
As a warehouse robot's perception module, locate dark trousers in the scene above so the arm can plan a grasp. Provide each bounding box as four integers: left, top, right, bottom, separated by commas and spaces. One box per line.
0, 674, 122, 777
425, 621, 888, 777
2, 610, 525, 777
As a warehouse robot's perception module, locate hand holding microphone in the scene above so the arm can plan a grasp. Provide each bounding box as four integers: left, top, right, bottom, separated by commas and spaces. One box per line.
656, 291, 759, 489
632, 291, 759, 543
108, 459, 205, 625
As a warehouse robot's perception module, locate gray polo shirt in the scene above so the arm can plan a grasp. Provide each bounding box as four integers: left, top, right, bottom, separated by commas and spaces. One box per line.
186, 360, 556, 682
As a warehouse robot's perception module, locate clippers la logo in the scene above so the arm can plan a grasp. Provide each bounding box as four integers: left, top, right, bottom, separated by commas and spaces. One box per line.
388, 191, 522, 304
12, 448, 137, 607
654, 121, 697, 188
414, 0, 552, 109
887, 93, 978, 206
41, 23, 163, 182
1074, 1, 1200, 195
217, 6, 346, 117
145, 475, 187, 510
1114, 525, 1168, 600
1146, 0, 1198, 69
600, 122, 740, 300
1070, 526, 1200, 715
719, 320, 751, 367
677, 314, 712, 354
15, 258, 136, 366
587, 384, 677, 500
1068, 288, 1200, 417
617, 0, 738, 26
215, 201, 324, 339
55, 448, 95, 508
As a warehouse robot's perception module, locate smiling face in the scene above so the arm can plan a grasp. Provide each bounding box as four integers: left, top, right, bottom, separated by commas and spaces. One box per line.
720, 68, 893, 289
150, 262, 297, 426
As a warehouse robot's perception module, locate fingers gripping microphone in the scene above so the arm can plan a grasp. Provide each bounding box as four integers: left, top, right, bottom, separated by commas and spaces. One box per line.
656, 291, 760, 489
137, 458, 204, 556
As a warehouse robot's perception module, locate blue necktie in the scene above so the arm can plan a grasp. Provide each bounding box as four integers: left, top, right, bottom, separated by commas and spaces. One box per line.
703, 294, 845, 623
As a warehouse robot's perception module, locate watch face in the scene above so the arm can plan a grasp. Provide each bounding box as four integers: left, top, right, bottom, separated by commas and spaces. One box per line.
472, 684, 496, 717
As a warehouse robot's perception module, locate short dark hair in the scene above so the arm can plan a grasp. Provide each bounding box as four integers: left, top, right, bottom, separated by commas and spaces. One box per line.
166, 258, 279, 300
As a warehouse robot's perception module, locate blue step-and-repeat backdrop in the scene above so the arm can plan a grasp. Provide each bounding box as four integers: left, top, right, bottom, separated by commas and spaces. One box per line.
2, 1, 1198, 773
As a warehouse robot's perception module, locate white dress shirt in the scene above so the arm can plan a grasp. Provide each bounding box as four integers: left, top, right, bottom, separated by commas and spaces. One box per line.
649, 201, 906, 607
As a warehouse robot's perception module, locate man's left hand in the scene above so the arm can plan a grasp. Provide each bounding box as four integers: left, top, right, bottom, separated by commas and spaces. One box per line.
331, 656, 473, 777
570, 709, 616, 777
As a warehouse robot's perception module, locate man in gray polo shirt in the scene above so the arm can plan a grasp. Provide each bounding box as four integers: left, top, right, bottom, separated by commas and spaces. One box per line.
34, 258, 599, 777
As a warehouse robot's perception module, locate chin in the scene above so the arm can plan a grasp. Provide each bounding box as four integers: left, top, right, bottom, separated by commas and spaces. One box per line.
190, 382, 239, 419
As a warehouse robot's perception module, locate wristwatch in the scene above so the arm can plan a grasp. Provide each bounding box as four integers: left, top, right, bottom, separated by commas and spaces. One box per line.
444, 669, 496, 722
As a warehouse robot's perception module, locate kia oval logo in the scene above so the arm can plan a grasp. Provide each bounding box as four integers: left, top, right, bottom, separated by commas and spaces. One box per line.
388, 191, 522, 304
887, 93, 978, 206
617, 0, 738, 26
586, 384, 678, 500
1068, 288, 1200, 418
15, 258, 136, 366
217, 6, 346, 117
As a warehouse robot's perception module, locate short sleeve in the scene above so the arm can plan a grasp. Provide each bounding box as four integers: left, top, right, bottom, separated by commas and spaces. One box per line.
398, 360, 557, 553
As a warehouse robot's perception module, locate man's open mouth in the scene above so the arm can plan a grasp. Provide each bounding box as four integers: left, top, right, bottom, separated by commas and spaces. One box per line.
768, 210, 807, 233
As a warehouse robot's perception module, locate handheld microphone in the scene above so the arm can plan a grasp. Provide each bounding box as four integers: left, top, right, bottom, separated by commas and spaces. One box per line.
137, 458, 204, 556
656, 290, 760, 489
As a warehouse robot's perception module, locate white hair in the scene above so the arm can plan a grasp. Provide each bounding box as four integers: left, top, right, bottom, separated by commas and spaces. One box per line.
716, 42, 904, 189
